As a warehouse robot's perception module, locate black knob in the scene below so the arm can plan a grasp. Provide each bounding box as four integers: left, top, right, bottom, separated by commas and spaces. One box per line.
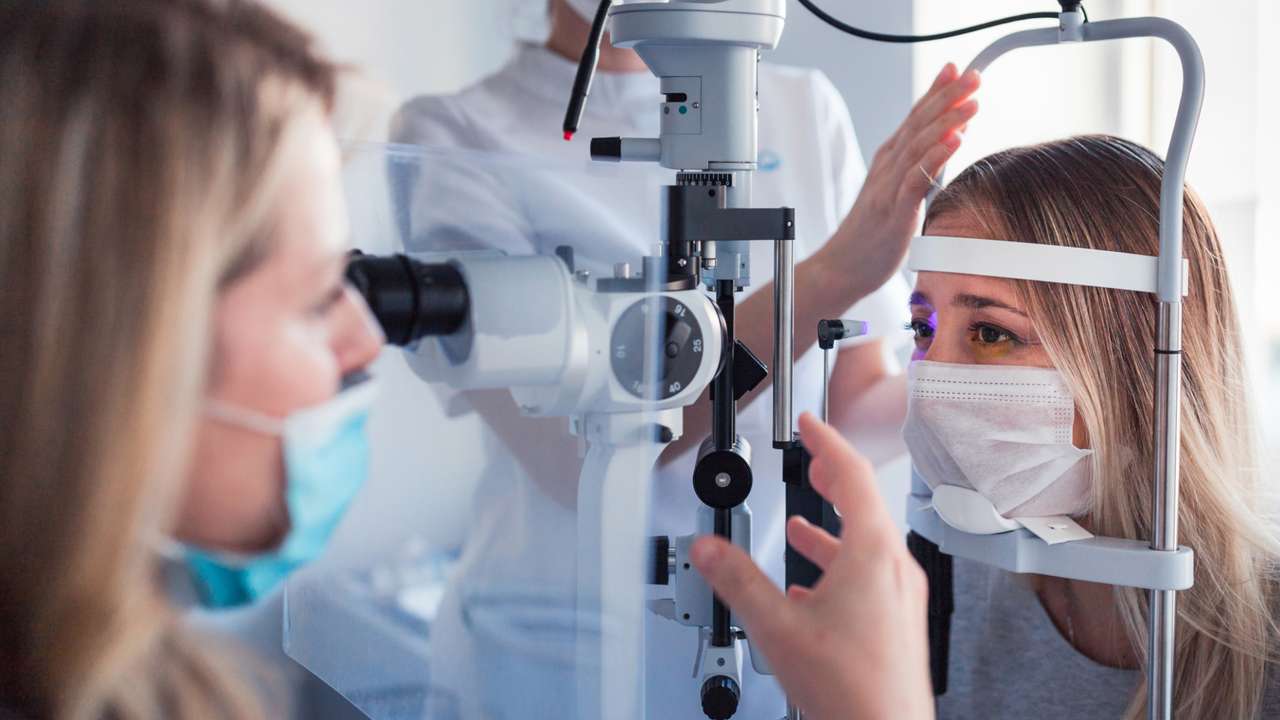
554, 245, 576, 273
648, 535, 671, 585
693, 448, 752, 509
701, 675, 740, 720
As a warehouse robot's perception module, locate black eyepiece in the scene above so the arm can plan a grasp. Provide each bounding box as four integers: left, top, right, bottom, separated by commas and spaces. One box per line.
346, 251, 470, 347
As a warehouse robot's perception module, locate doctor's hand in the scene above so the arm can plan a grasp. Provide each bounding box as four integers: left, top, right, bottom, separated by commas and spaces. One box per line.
823, 63, 980, 300
691, 413, 934, 720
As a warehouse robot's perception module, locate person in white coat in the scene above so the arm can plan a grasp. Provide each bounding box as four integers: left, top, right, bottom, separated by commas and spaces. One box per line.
388, 1, 979, 717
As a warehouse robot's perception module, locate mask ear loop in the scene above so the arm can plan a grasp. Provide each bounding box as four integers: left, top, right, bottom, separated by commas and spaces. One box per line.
206, 400, 286, 436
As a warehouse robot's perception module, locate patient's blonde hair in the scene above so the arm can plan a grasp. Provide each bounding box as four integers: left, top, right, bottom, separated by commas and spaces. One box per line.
927, 135, 1279, 719
0, 1, 336, 717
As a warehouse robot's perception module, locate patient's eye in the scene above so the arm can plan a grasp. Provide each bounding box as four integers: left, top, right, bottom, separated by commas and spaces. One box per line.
969, 322, 1022, 346
906, 318, 935, 352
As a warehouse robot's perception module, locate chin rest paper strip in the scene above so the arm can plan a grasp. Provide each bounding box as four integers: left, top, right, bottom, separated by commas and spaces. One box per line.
908, 235, 1190, 296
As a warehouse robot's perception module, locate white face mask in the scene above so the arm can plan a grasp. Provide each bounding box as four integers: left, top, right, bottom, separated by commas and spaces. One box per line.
902, 361, 1093, 533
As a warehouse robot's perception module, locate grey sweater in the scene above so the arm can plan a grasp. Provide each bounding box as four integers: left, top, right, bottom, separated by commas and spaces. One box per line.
937, 555, 1280, 719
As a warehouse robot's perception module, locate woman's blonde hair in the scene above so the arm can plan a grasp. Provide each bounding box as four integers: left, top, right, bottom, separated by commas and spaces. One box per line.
0, 1, 336, 717
927, 134, 1280, 719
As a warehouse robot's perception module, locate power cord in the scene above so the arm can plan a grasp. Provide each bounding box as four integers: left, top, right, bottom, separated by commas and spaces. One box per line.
795, 0, 1087, 44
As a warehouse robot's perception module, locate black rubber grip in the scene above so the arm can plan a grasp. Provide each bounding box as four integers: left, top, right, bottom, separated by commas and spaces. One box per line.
648, 536, 671, 585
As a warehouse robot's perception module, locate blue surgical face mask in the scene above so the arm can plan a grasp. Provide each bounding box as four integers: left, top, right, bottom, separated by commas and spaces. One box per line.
184, 376, 378, 609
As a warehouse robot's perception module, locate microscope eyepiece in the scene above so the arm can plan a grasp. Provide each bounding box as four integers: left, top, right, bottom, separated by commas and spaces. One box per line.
346, 251, 470, 347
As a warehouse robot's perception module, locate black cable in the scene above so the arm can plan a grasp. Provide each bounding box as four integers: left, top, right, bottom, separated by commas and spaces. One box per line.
796, 0, 1085, 44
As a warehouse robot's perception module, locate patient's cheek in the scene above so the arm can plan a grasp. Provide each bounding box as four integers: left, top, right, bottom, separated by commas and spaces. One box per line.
973, 342, 1016, 361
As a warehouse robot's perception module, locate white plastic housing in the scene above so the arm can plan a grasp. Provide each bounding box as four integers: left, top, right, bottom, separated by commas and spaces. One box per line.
406, 255, 578, 390
609, 0, 786, 171
405, 254, 724, 419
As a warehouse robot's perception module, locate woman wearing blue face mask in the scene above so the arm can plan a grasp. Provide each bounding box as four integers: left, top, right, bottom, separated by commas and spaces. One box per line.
0, 1, 382, 716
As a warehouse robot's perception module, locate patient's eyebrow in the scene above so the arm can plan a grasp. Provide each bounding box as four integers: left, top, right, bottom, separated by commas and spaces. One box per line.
952, 293, 1027, 316
909, 291, 932, 307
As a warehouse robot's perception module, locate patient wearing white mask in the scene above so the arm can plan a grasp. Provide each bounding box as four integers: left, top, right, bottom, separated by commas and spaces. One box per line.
908, 134, 1280, 719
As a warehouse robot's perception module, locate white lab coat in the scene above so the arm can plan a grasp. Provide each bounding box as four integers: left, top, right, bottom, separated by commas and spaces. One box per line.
391, 43, 910, 720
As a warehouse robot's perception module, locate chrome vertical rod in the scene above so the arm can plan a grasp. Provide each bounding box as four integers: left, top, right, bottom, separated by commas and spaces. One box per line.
773, 240, 794, 445
821, 348, 831, 424
1148, 300, 1183, 720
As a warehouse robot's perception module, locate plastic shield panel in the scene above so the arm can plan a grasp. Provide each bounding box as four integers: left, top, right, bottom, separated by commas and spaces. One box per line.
283, 142, 705, 720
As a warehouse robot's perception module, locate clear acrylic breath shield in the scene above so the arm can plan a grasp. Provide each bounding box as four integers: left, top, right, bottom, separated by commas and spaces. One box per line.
283, 141, 717, 720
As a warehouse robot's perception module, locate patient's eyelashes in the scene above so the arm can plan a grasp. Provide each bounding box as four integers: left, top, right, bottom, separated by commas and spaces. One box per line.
969, 322, 1022, 346
967, 321, 1044, 360
906, 318, 935, 353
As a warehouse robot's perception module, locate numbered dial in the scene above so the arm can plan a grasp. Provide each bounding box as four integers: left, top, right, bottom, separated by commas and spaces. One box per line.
611, 297, 705, 400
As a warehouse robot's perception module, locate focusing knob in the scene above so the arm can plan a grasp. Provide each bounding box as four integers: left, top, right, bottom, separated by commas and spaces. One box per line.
611, 296, 705, 400
694, 447, 752, 509
648, 535, 672, 585
700, 675, 740, 720
677, 171, 734, 188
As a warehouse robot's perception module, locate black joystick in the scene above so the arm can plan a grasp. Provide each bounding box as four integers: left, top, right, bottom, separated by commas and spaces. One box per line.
701, 675, 740, 720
